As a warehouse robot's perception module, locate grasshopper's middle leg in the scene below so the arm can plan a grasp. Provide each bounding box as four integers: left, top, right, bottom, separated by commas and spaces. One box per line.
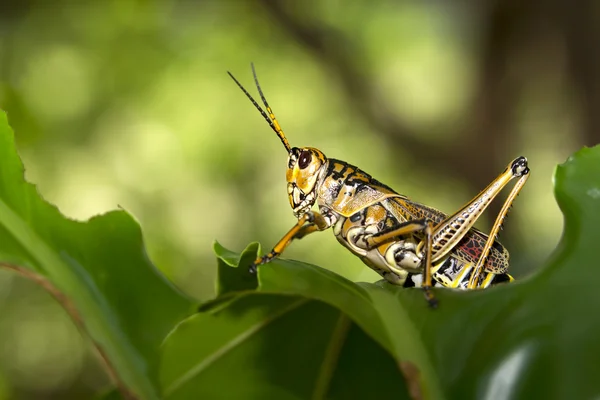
250, 211, 331, 273
366, 219, 438, 307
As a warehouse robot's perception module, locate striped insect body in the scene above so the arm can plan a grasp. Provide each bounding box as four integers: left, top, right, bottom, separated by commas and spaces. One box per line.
228, 65, 530, 307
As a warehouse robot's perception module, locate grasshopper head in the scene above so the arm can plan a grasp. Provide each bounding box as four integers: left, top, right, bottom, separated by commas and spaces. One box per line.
227, 65, 328, 217
286, 147, 327, 217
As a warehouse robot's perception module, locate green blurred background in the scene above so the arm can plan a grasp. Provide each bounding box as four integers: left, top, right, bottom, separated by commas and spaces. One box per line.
0, 0, 597, 398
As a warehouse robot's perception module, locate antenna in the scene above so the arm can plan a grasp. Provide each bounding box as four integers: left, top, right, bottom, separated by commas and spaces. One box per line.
227, 65, 291, 153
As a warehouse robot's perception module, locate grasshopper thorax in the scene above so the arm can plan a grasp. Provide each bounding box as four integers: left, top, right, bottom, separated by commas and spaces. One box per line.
286, 147, 328, 217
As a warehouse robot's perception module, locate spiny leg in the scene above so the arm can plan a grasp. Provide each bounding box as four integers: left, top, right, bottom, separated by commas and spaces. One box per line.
250, 211, 330, 273
428, 156, 530, 266
364, 156, 529, 303
468, 158, 530, 288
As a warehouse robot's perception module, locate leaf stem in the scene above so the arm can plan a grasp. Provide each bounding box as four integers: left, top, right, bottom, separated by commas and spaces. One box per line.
0, 262, 138, 400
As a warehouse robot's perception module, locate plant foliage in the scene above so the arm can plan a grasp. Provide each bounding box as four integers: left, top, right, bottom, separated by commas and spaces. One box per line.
0, 111, 598, 399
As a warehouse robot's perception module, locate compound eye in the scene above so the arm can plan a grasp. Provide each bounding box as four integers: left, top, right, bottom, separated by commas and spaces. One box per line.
298, 150, 312, 169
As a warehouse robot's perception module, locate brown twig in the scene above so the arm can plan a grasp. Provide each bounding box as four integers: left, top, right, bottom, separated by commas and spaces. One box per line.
0, 262, 138, 400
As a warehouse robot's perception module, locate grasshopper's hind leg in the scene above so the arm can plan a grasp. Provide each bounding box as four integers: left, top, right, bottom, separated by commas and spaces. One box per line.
467, 158, 530, 288
365, 156, 530, 305
427, 156, 530, 287
250, 211, 332, 273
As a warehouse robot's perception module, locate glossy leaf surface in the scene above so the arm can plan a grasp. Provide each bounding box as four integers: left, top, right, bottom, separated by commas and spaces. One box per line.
161, 293, 409, 399
0, 112, 194, 400
3, 107, 600, 399
164, 146, 600, 399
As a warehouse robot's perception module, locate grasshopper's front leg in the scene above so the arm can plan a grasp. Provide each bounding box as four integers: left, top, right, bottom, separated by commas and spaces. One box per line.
250, 210, 331, 273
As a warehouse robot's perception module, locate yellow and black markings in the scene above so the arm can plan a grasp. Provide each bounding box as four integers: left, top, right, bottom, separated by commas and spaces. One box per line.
228, 64, 530, 307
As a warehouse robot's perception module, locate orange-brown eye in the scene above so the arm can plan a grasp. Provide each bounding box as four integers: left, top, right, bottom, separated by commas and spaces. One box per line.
298, 150, 312, 169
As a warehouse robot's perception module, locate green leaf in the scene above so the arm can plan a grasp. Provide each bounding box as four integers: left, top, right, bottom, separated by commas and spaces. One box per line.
0, 111, 194, 400
6, 92, 598, 400
170, 145, 600, 399
384, 145, 600, 398
94, 388, 124, 400
160, 293, 409, 400
214, 241, 259, 295
226, 248, 442, 400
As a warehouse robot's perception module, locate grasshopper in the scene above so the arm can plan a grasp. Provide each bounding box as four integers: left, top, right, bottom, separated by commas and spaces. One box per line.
228, 65, 529, 307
